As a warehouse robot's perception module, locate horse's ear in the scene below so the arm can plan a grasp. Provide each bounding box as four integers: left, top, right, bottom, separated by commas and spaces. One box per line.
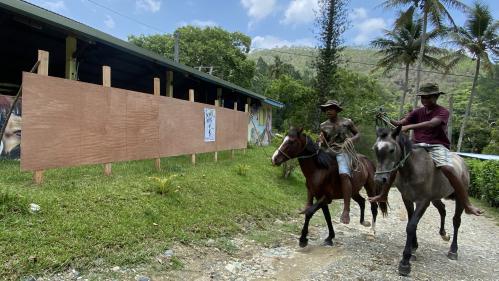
376, 127, 384, 138
391, 125, 402, 138
297, 127, 304, 135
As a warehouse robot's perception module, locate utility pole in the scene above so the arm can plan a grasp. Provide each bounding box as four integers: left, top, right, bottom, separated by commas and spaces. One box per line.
174, 31, 179, 63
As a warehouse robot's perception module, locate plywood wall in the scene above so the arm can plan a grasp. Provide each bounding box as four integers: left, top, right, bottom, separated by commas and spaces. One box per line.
21, 72, 247, 171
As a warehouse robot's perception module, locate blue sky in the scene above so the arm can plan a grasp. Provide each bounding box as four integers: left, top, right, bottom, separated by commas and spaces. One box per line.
25, 0, 499, 50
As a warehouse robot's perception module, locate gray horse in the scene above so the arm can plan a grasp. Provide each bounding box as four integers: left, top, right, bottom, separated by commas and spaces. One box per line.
373, 126, 468, 276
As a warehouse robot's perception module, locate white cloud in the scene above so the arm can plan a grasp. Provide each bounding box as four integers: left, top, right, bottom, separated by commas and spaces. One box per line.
191, 20, 218, 28
40, 1, 66, 13
349, 7, 367, 20
136, 0, 161, 13
178, 20, 218, 28
251, 35, 314, 50
349, 7, 387, 45
241, 0, 276, 21
104, 15, 115, 29
281, 0, 319, 25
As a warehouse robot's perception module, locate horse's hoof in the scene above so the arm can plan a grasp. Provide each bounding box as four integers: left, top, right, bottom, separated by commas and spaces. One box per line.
322, 239, 333, 247
410, 254, 417, 261
441, 234, 450, 241
299, 238, 308, 248
447, 251, 458, 260
361, 221, 371, 227
398, 262, 411, 276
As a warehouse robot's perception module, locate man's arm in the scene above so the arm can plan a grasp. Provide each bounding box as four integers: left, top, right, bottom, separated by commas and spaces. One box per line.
402, 117, 443, 132
391, 118, 409, 127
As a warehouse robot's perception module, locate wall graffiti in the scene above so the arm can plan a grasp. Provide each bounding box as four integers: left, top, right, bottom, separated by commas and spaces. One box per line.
248, 104, 272, 146
0, 95, 22, 159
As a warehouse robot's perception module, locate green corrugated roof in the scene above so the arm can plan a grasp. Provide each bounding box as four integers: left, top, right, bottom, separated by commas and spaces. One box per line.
0, 0, 284, 108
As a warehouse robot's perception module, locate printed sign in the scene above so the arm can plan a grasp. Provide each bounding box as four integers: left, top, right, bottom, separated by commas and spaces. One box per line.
204, 108, 216, 142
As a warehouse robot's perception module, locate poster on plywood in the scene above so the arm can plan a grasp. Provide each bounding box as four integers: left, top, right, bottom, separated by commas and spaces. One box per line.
204, 108, 216, 142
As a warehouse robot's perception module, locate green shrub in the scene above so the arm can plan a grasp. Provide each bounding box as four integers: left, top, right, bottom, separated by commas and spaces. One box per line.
465, 159, 499, 207
148, 175, 179, 195
235, 164, 250, 176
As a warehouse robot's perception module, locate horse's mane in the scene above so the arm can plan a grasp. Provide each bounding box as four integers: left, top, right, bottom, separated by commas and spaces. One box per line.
303, 135, 334, 169
397, 131, 413, 156
287, 127, 334, 169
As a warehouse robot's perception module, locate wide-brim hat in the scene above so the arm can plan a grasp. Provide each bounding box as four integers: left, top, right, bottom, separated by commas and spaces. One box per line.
415, 82, 446, 96
320, 100, 343, 112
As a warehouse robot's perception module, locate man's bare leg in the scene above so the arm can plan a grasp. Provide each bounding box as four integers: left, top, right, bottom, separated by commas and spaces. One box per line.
339, 174, 352, 224
440, 166, 482, 216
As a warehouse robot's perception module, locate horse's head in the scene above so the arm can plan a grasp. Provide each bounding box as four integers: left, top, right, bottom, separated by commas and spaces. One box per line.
373, 126, 405, 184
271, 127, 308, 166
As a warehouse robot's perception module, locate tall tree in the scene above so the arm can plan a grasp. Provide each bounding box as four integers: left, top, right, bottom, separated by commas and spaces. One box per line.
447, 2, 498, 152
382, 0, 467, 107
314, 0, 348, 127
370, 10, 445, 118
128, 26, 255, 88
315, 0, 348, 102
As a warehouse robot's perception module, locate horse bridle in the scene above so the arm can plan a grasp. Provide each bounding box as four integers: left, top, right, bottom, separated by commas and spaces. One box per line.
278, 135, 318, 161
374, 139, 411, 175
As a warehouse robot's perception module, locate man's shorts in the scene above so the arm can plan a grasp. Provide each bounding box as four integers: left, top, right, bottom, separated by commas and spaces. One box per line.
336, 153, 352, 176
414, 143, 452, 167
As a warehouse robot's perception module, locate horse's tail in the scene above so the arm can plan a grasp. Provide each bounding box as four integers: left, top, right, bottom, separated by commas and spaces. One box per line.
378, 201, 389, 217
360, 154, 389, 217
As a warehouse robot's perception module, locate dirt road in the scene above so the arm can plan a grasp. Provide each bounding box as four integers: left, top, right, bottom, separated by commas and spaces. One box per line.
44, 189, 499, 281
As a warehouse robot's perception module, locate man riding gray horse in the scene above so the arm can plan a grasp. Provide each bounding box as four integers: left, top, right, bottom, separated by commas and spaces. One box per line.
370, 82, 482, 216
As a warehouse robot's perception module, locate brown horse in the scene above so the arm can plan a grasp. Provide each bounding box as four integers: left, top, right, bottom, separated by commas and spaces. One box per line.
271, 128, 387, 247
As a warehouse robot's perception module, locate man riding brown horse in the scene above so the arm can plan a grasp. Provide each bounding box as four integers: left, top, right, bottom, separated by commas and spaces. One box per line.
315, 100, 360, 224
370, 82, 482, 216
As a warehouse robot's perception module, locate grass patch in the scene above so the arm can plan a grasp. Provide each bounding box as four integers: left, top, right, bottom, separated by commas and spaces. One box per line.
0, 148, 308, 280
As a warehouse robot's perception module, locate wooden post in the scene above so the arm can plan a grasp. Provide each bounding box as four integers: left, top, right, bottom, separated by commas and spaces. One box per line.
214, 100, 219, 162
244, 99, 250, 155
154, 77, 161, 171
232, 101, 238, 159
189, 89, 196, 165
216, 87, 222, 107
167, 71, 173, 97
33, 50, 49, 184
103, 66, 112, 176
65, 36, 77, 80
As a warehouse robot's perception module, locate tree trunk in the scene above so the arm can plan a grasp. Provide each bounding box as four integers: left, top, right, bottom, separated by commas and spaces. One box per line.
399, 63, 410, 119
413, 11, 428, 108
457, 56, 481, 152
448, 94, 453, 149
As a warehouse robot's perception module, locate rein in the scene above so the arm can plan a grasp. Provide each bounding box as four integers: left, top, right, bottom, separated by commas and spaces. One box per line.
375, 150, 411, 175
278, 136, 318, 161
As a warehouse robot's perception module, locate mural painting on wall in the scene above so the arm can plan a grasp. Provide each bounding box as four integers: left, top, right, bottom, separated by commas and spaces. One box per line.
0, 95, 22, 159
248, 104, 272, 146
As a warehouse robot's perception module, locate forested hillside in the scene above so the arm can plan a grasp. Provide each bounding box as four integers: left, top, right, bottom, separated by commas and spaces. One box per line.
249, 46, 477, 97
249, 47, 497, 153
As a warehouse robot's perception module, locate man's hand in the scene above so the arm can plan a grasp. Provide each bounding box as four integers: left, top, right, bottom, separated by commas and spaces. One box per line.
401, 125, 410, 132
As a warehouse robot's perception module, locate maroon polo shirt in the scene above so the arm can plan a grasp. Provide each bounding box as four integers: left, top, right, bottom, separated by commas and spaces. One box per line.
405, 105, 450, 148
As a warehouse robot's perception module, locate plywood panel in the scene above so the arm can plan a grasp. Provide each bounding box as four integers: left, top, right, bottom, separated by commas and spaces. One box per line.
158, 98, 217, 156
21, 73, 82, 171
124, 89, 160, 161
80, 87, 127, 164
21, 73, 248, 171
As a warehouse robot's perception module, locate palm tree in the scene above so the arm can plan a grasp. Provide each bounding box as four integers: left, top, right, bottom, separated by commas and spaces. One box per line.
370, 11, 445, 118
382, 0, 467, 107
447, 2, 498, 152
